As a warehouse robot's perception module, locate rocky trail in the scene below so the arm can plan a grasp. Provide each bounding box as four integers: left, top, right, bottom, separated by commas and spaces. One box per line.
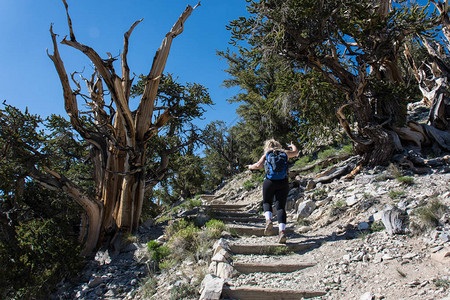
203, 201, 326, 299
199, 166, 450, 300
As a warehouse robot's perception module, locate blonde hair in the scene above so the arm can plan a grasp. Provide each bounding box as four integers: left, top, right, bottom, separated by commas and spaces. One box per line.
264, 139, 282, 154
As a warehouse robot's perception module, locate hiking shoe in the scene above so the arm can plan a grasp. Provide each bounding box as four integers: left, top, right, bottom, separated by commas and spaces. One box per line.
278, 231, 287, 244
264, 220, 273, 236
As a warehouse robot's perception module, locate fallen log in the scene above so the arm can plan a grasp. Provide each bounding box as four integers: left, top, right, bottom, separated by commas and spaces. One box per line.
289, 153, 352, 178
313, 156, 359, 184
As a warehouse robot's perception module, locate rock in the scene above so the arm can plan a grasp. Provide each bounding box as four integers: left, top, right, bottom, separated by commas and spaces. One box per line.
211, 248, 231, 263
296, 200, 316, 218
196, 212, 210, 227
216, 262, 236, 279
371, 211, 384, 222
439, 232, 450, 242
352, 251, 365, 261
306, 180, 316, 191
208, 261, 218, 274
88, 276, 104, 288
382, 254, 394, 261
122, 242, 140, 253
358, 222, 370, 230
402, 253, 416, 259
346, 195, 359, 206
360, 291, 374, 300
94, 250, 111, 265
213, 238, 231, 256
431, 248, 450, 263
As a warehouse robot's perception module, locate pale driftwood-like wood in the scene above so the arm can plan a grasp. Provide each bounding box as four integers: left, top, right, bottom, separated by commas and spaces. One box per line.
135, 2, 201, 140
221, 286, 327, 300
233, 261, 315, 274
382, 206, 406, 235
313, 156, 359, 184
289, 153, 352, 178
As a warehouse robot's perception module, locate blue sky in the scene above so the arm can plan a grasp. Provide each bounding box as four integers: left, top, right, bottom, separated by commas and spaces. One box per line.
0, 0, 248, 128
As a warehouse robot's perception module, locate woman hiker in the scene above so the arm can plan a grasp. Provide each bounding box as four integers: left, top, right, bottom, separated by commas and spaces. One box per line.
246, 139, 299, 243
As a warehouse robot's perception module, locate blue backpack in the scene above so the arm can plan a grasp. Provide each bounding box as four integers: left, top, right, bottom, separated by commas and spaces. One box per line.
264, 150, 288, 180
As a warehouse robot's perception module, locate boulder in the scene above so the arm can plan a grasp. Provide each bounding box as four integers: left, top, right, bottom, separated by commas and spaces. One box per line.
213, 238, 231, 256
216, 262, 236, 279
199, 274, 224, 300
296, 200, 316, 218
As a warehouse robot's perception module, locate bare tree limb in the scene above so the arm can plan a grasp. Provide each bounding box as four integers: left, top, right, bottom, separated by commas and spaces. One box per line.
135, 4, 198, 140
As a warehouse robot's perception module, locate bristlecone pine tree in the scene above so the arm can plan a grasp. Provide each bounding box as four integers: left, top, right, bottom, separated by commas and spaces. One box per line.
26, 1, 200, 255
227, 0, 450, 166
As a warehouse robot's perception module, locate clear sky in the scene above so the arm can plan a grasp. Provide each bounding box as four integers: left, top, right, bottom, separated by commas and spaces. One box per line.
0, 0, 248, 128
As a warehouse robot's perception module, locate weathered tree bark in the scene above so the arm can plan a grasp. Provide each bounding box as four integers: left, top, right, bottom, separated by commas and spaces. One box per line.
42, 1, 199, 255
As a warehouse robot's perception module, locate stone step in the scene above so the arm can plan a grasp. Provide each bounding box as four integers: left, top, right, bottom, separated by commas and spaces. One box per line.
214, 215, 265, 223
203, 204, 248, 211
227, 224, 294, 236
211, 211, 255, 218
222, 285, 327, 299
229, 242, 317, 255
233, 261, 315, 274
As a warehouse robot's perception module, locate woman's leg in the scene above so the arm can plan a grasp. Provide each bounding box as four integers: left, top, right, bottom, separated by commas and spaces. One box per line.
274, 179, 289, 225
262, 179, 276, 235
262, 179, 275, 215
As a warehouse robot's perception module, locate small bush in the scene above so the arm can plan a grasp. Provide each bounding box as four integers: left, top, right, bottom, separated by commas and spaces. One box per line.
169, 282, 197, 300
205, 219, 226, 237
414, 199, 447, 229
330, 200, 347, 217
341, 144, 353, 155
313, 189, 327, 197
397, 176, 414, 185
389, 190, 406, 199
165, 219, 190, 237
332, 200, 346, 208
251, 172, 265, 183
243, 180, 256, 191
370, 221, 385, 232
159, 258, 176, 270
318, 147, 338, 160
433, 278, 450, 290
293, 155, 312, 169
147, 240, 171, 263
189, 198, 203, 207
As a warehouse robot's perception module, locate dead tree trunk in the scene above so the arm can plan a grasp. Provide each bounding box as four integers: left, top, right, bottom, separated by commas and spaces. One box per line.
404, 0, 450, 133
42, 1, 199, 255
